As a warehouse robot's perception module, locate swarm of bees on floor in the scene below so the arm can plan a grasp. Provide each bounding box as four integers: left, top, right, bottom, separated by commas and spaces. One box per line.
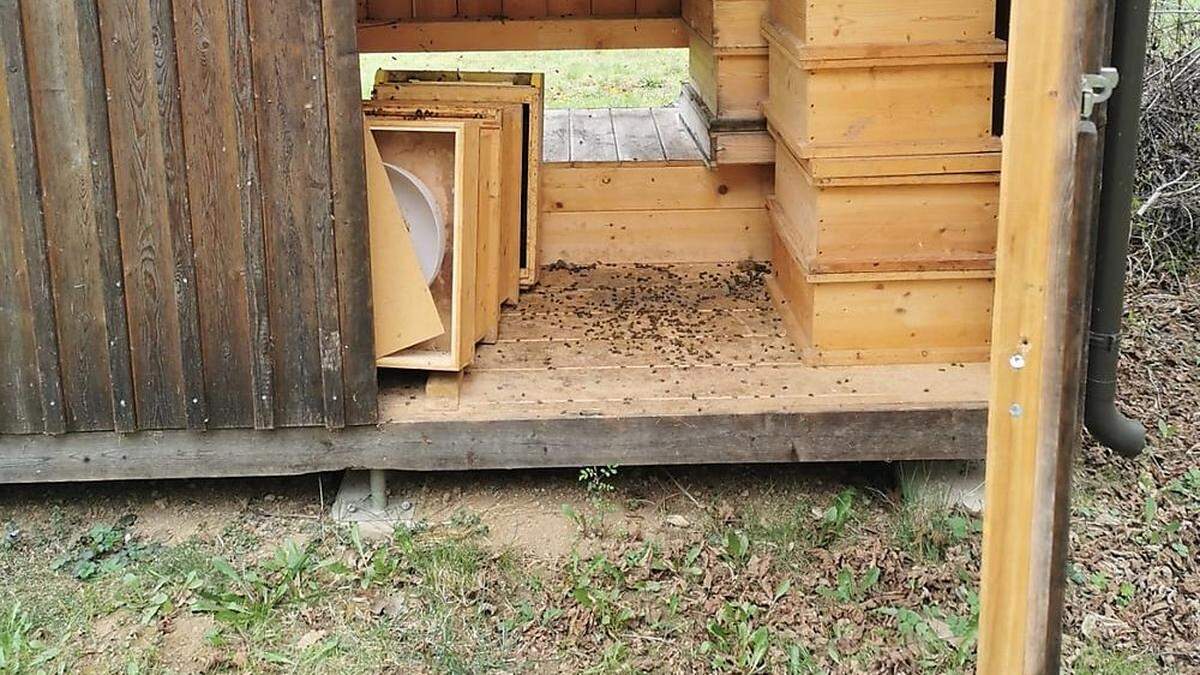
491, 261, 800, 370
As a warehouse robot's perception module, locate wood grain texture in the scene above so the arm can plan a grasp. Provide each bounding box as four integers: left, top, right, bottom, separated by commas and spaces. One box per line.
0, 407, 987, 483
682, 0, 767, 48
651, 107, 704, 161
356, 16, 688, 52
542, 106, 705, 165
4, 0, 374, 435
173, 0, 259, 428
770, 0, 996, 47
247, 0, 336, 427
611, 108, 666, 162
591, 0, 635, 15
229, 0, 277, 429
0, 7, 40, 434
568, 108, 618, 162
99, 0, 206, 430
0, 0, 64, 435
457, 0, 501, 15
501, 0, 547, 18
547, 0, 589, 16
764, 24, 999, 160
770, 142, 999, 274
542, 164, 770, 211
322, 0, 378, 427
543, 108, 570, 162
77, 0, 138, 433
365, 0, 680, 18
540, 208, 770, 263
688, 33, 768, 121
635, 0, 680, 17
976, 0, 1088, 670
22, 0, 132, 432
499, 105, 524, 302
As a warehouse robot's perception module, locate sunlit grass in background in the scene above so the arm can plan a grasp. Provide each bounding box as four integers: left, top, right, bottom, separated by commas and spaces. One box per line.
359, 49, 688, 108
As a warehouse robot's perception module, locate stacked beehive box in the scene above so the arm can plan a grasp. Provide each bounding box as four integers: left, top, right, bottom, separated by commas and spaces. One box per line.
764, 0, 1005, 365
679, 0, 773, 164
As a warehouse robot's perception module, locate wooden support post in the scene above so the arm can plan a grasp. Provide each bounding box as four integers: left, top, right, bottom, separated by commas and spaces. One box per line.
425, 371, 465, 409
977, 0, 1092, 672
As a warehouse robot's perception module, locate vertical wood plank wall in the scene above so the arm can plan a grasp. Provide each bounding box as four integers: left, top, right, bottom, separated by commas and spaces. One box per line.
0, 0, 377, 435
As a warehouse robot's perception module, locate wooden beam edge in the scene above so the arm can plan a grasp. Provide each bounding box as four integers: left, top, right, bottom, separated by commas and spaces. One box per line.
0, 406, 987, 484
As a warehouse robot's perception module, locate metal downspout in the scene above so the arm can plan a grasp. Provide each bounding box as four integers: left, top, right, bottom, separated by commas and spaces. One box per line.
1084, 0, 1151, 457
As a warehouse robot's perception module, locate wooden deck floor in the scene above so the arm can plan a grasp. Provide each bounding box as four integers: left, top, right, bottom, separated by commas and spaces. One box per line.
1, 264, 989, 483
379, 263, 989, 425
543, 107, 706, 164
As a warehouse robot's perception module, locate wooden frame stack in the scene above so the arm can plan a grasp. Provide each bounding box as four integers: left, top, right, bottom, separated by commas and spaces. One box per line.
372, 71, 544, 291
764, 0, 1005, 365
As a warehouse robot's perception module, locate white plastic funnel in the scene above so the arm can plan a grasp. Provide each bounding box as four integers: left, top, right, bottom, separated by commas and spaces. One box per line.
383, 163, 445, 286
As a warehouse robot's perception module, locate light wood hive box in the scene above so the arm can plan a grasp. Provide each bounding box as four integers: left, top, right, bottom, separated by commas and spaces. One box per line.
769, 138, 1000, 274
683, 0, 769, 48
762, 0, 1005, 365
769, 230, 995, 366
768, 0, 998, 47
763, 24, 1005, 159
677, 0, 775, 164
687, 32, 769, 122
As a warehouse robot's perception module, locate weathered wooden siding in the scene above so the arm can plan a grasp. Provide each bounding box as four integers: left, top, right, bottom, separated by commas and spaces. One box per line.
0, 0, 376, 435
0, 0, 65, 436
359, 0, 681, 19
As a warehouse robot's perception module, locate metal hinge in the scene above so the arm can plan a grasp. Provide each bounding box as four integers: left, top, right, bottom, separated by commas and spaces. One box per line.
1081, 67, 1120, 118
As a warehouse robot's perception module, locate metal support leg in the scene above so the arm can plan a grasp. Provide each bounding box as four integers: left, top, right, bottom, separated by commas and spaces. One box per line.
331, 470, 415, 538
369, 469, 388, 511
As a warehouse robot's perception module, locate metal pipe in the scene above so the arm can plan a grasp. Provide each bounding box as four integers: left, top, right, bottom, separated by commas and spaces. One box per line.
1085, 0, 1151, 457
369, 469, 388, 511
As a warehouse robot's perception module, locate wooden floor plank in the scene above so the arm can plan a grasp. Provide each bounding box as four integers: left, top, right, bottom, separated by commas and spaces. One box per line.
568, 108, 617, 162
611, 107, 665, 162
543, 108, 570, 162
377, 262, 989, 424
498, 301, 784, 341
652, 107, 705, 161
545, 107, 708, 164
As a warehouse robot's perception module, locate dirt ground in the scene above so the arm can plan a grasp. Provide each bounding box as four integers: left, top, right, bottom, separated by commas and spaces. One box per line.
1, 277, 1196, 674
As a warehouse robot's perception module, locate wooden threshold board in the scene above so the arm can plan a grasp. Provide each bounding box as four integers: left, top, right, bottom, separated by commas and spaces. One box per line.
543, 107, 706, 165
379, 263, 989, 425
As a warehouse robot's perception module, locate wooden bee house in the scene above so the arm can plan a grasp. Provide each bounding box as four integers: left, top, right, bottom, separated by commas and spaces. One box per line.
2, 0, 1024, 482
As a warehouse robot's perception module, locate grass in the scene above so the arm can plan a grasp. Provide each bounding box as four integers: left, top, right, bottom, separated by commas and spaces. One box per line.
1073, 644, 1160, 675
0, 604, 60, 673
358, 49, 689, 108
0, 458, 1186, 673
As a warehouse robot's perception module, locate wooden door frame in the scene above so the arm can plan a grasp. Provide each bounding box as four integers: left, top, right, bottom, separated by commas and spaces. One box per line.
976, 0, 1096, 671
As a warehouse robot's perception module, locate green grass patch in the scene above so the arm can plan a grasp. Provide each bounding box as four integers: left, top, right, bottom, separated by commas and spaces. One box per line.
359, 49, 688, 108
0, 604, 61, 673
1072, 643, 1159, 675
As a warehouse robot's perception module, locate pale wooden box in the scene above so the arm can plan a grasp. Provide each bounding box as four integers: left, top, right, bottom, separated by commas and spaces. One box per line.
769, 230, 995, 366
763, 22, 1005, 158
770, 137, 1000, 274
